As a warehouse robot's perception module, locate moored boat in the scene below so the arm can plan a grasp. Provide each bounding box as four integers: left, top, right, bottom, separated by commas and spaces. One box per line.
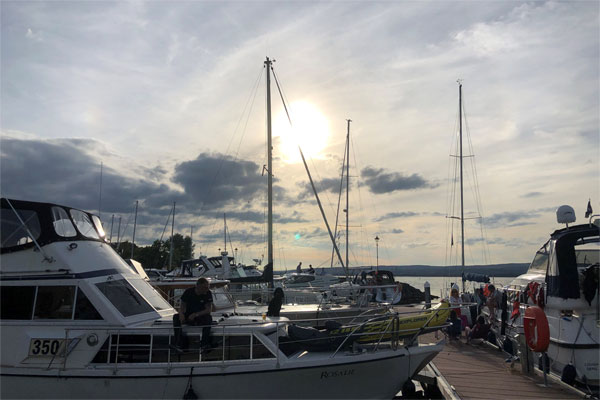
0, 197, 446, 399
487, 205, 599, 389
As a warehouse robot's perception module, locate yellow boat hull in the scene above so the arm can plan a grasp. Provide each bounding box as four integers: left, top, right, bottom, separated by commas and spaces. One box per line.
327, 302, 450, 343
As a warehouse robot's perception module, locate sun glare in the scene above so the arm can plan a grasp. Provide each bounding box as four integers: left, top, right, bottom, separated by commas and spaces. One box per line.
274, 101, 330, 163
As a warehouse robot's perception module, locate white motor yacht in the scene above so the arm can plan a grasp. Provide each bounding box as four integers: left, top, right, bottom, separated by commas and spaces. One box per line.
1, 197, 446, 399
487, 205, 599, 388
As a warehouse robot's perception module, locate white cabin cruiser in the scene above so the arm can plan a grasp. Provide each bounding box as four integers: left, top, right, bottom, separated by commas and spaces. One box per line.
150, 276, 389, 328
487, 205, 599, 388
0, 197, 446, 399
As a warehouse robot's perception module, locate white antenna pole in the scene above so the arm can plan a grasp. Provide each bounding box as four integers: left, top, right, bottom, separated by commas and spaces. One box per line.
131, 200, 138, 258
98, 162, 103, 220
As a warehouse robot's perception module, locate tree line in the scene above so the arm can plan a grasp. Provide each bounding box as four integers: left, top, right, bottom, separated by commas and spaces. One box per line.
113, 234, 194, 271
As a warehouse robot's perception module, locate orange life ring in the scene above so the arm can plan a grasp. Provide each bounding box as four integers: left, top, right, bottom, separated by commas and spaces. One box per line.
523, 306, 550, 352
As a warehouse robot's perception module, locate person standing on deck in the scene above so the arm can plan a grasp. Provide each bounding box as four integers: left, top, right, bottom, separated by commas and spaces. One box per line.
296, 262, 302, 273
486, 284, 502, 325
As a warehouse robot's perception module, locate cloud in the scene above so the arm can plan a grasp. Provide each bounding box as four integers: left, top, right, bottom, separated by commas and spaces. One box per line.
0, 137, 180, 213
374, 211, 418, 222
485, 211, 540, 228
521, 192, 543, 198
391, 228, 404, 234
172, 152, 267, 209
360, 166, 437, 194
297, 177, 344, 199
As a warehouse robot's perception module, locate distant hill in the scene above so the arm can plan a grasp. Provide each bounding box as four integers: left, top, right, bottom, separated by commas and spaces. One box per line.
281, 263, 529, 278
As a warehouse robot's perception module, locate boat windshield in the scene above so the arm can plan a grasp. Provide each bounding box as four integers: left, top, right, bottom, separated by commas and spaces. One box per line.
91, 215, 106, 239
70, 209, 100, 239
128, 278, 173, 312
528, 248, 549, 273
96, 279, 154, 317
52, 206, 77, 237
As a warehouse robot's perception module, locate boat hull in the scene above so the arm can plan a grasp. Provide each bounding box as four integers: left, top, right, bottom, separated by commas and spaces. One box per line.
0, 343, 442, 399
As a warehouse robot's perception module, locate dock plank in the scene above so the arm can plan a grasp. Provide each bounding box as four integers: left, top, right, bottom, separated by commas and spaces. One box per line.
420, 333, 582, 399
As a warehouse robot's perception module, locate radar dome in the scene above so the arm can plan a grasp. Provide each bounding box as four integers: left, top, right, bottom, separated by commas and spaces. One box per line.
556, 205, 576, 224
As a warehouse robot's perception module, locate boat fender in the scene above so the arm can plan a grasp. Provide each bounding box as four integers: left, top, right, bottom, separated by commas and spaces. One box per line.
561, 363, 577, 385
523, 306, 550, 352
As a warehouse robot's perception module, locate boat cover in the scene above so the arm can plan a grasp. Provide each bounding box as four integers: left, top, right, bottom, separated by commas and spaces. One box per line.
546, 224, 599, 299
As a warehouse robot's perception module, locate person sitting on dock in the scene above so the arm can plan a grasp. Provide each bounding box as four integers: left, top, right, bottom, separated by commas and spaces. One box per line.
173, 277, 216, 351
446, 310, 462, 340
465, 316, 490, 344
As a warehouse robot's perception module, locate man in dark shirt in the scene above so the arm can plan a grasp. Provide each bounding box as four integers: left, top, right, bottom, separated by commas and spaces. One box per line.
173, 278, 216, 350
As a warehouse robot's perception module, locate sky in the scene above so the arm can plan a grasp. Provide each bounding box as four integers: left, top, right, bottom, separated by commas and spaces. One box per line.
1, 1, 599, 271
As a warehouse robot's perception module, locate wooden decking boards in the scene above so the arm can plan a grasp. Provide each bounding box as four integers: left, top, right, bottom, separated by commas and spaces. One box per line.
419, 333, 583, 399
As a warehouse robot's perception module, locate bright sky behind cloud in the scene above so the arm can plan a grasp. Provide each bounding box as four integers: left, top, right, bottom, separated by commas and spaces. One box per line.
1, 1, 598, 270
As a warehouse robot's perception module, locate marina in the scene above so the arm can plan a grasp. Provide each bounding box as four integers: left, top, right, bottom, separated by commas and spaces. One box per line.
2, 2, 599, 399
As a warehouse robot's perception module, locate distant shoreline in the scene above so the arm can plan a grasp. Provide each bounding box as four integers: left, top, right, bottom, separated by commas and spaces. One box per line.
276, 263, 529, 278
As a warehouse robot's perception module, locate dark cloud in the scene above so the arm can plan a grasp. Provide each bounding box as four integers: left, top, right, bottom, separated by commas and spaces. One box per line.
360, 166, 437, 194
0, 137, 180, 214
172, 152, 265, 209
522, 192, 543, 198
374, 211, 418, 222
297, 177, 345, 200
485, 211, 540, 228
391, 228, 404, 234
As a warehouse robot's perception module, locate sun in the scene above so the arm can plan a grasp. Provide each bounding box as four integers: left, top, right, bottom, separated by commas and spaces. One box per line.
273, 101, 330, 163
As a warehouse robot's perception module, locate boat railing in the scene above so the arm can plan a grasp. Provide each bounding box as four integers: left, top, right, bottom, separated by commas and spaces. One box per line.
54, 308, 449, 372
228, 283, 405, 306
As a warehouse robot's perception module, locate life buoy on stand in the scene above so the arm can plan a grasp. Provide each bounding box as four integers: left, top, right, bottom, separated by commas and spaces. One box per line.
523, 306, 550, 352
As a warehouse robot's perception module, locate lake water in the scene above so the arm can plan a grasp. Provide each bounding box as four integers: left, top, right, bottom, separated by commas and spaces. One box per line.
394, 276, 514, 299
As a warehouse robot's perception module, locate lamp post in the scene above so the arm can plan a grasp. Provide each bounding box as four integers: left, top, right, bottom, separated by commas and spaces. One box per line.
375, 235, 380, 273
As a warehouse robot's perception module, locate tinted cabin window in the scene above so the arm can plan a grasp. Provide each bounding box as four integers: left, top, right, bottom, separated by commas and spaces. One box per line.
225, 335, 251, 360
34, 286, 75, 319
96, 279, 154, 317
74, 288, 102, 320
1, 286, 35, 319
51, 206, 77, 237
252, 336, 275, 359
151, 335, 170, 363
1, 208, 41, 248
109, 334, 151, 363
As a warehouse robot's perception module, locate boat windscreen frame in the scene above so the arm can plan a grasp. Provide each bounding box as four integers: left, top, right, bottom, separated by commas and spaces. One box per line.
1, 198, 107, 254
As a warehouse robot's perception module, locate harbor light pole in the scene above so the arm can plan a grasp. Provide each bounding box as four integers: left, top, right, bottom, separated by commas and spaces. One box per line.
375, 235, 380, 273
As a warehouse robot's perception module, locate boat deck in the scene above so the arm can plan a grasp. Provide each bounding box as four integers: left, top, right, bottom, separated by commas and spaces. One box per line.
419, 332, 585, 399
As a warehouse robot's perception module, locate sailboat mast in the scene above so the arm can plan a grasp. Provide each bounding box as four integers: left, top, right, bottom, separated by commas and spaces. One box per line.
265, 57, 274, 267
345, 119, 351, 270
170, 201, 176, 270
458, 81, 465, 292
224, 213, 227, 253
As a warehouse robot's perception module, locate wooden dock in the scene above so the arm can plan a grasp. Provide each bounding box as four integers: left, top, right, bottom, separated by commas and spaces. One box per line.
418, 333, 586, 399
